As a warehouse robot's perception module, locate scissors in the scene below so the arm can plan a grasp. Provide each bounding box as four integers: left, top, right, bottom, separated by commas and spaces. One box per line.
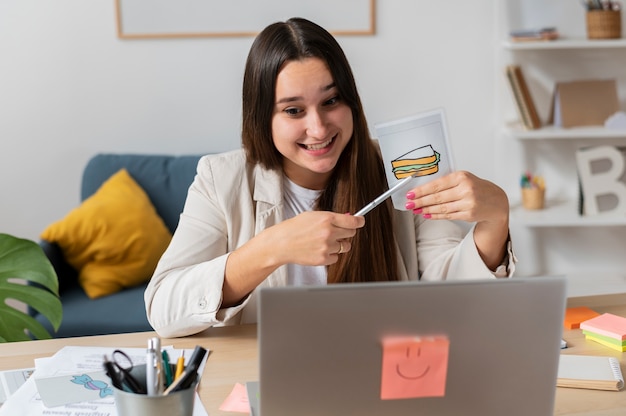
103, 349, 146, 394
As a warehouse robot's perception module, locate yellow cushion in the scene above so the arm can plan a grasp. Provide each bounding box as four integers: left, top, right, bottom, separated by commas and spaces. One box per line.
41, 168, 172, 299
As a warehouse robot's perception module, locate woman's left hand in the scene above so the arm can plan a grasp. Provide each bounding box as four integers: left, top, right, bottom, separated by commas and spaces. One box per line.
405, 170, 510, 270
405, 170, 508, 225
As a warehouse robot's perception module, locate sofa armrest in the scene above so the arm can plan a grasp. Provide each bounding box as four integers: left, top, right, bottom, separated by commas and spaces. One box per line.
39, 240, 78, 294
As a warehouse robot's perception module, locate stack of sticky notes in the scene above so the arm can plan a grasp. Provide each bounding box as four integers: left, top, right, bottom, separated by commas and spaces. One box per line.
580, 313, 626, 352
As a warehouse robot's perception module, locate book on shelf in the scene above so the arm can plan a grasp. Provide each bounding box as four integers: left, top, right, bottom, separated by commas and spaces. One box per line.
557, 354, 624, 391
505, 65, 541, 130
509, 27, 559, 42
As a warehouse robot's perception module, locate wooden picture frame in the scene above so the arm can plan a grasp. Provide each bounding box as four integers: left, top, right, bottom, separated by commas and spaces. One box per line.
115, 0, 376, 39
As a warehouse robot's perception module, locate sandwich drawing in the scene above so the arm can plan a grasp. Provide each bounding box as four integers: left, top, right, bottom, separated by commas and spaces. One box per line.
391, 144, 441, 179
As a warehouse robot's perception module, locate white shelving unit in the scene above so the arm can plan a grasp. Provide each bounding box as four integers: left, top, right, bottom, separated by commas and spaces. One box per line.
503, 38, 626, 50
504, 124, 626, 141
512, 199, 626, 228
496, 1, 626, 297
505, 124, 626, 228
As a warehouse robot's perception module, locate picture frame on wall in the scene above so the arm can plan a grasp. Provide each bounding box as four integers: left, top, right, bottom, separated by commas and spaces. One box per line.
115, 0, 376, 39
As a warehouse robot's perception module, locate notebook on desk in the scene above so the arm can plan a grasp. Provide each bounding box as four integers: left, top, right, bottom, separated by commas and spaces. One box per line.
257, 276, 566, 416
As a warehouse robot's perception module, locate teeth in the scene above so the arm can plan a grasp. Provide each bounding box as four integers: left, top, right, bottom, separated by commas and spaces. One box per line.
304, 138, 333, 150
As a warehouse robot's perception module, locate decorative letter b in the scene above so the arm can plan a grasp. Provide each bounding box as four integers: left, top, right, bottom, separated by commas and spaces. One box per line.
576, 146, 626, 216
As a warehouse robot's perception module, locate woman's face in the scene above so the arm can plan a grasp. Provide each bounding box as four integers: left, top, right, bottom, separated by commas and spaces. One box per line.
272, 57, 353, 190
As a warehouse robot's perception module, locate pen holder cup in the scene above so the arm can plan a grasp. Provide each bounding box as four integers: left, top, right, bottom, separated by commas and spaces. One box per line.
521, 187, 545, 210
586, 10, 622, 39
112, 364, 198, 416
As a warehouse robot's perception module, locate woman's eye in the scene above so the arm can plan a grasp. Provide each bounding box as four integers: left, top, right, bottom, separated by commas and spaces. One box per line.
324, 96, 339, 106
284, 107, 302, 116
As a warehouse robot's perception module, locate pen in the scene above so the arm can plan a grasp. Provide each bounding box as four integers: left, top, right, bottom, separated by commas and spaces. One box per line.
146, 337, 164, 396
354, 174, 416, 216
163, 346, 207, 395
162, 350, 173, 387
175, 351, 185, 381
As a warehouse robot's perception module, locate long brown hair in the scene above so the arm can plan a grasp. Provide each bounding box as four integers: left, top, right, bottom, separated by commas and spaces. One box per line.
242, 17, 399, 283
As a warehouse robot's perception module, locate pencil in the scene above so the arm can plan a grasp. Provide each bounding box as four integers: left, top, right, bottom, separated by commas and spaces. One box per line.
175, 351, 185, 381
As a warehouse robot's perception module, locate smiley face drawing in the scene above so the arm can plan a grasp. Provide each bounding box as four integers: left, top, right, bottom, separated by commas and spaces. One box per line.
395, 345, 431, 380
380, 335, 449, 400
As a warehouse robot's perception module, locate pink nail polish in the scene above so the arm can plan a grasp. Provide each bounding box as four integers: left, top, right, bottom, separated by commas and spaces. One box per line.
423, 213, 432, 219
405, 201, 416, 210
412, 208, 423, 215
406, 191, 415, 200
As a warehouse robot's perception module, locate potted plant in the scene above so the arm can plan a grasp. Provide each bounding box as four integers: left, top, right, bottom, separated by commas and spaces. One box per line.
0, 233, 62, 342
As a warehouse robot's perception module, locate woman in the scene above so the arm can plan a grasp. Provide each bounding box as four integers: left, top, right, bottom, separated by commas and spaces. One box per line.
145, 18, 515, 338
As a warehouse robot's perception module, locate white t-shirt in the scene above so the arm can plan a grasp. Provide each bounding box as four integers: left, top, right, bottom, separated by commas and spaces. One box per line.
282, 177, 326, 286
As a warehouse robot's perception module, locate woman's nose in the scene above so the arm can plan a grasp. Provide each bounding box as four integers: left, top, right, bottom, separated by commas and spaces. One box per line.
306, 110, 329, 139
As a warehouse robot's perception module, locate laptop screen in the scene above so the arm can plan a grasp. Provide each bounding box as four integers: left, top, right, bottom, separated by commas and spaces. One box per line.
258, 277, 566, 416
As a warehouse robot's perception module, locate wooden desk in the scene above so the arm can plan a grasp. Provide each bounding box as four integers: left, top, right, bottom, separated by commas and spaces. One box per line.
0, 325, 258, 416
1, 295, 626, 415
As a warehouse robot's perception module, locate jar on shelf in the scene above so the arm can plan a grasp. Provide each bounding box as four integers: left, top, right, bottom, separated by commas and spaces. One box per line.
586, 10, 622, 39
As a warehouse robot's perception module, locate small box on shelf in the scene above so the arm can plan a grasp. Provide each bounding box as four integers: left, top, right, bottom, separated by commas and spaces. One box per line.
549, 79, 619, 129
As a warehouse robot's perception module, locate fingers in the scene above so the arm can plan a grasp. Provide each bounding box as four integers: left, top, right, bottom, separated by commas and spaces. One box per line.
275, 211, 362, 266
332, 211, 365, 230
405, 172, 465, 219
329, 213, 360, 257
405, 171, 508, 223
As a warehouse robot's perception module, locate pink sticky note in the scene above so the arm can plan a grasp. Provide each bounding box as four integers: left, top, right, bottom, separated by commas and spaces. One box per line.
380, 335, 449, 400
580, 313, 626, 340
219, 382, 250, 413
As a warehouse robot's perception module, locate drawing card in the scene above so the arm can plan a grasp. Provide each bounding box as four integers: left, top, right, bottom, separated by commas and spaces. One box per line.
375, 108, 455, 211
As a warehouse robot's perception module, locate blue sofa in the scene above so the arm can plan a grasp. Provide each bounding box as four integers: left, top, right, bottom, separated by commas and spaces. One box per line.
37, 153, 203, 338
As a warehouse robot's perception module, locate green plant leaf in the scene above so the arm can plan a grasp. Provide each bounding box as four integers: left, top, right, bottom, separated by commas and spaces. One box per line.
0, 233, 62, 342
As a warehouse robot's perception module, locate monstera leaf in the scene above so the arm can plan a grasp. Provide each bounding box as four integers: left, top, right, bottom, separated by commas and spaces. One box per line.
0, 233, 62, 342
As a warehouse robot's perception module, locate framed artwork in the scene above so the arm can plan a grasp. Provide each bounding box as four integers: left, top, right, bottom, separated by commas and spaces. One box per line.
115, 0, 376, 39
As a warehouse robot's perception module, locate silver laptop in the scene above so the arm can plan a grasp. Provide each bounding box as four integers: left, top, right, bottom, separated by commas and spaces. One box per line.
257, 277, 566, 416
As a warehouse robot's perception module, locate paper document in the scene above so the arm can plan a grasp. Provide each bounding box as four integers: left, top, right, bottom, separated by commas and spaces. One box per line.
0, 367, 34, 406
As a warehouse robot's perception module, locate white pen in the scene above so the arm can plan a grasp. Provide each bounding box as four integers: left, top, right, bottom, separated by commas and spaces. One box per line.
146, 337, 164, 396
354, 174, 415, 216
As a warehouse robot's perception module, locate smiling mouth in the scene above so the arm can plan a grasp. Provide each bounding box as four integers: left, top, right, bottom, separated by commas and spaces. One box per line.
396, 364, 430, 380
300, 136, 335, 151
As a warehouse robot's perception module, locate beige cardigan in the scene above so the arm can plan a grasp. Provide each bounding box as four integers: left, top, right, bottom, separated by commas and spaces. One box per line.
145, 150, 514, 338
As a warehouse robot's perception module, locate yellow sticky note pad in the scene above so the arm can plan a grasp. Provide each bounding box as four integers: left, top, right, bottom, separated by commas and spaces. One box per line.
380, 335, 449, 400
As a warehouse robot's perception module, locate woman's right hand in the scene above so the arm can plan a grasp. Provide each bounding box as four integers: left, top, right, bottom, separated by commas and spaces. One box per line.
266, 211, 365, 266
223, 211, 364, 306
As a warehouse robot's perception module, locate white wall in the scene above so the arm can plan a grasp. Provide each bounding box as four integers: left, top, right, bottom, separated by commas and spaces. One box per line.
0, 1, 497, 242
